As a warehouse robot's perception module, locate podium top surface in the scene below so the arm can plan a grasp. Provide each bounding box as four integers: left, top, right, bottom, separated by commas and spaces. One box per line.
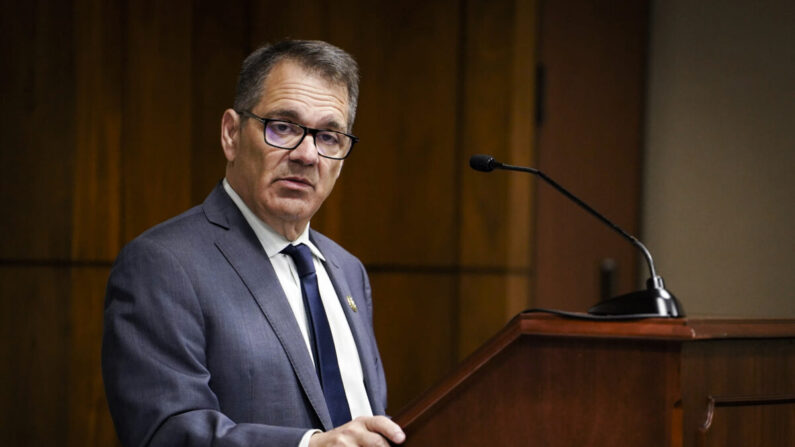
513, 313, 795, 341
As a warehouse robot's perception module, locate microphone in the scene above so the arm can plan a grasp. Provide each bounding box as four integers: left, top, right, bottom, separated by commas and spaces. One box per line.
469, 153, 684, 318
469, 154, 503, 172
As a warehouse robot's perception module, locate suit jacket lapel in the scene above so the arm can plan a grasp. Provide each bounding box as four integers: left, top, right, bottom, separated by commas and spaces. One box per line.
311, 232, 385, 416
203, 185, 334, 430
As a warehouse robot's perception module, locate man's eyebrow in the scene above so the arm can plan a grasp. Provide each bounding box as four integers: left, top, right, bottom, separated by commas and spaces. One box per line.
322, 119, 346, 132
266, 109, 301, 122
266, 108, 346, 132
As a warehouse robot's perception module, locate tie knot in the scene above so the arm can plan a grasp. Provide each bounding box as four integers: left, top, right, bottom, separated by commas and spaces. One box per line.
281, 243, 316, 277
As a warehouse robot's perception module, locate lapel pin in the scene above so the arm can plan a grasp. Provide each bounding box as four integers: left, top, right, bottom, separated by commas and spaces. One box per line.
346, 295, 358, 312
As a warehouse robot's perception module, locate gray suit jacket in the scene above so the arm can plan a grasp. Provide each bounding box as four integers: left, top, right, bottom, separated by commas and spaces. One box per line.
102, 184, 387, 447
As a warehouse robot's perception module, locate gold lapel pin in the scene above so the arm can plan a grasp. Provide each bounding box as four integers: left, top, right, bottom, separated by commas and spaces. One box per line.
346, 295, 358, 312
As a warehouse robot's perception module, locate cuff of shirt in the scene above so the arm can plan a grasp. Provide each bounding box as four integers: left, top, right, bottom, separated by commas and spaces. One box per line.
298, 429, 322, 447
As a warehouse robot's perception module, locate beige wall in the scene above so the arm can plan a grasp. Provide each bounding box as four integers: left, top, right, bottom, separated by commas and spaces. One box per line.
643, 0, 795, 317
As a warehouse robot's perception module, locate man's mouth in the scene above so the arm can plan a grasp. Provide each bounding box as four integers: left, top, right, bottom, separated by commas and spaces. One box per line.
277, 176, 314, 189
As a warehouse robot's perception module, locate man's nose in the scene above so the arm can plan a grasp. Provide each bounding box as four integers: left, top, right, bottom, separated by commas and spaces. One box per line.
288, 133, 319, 165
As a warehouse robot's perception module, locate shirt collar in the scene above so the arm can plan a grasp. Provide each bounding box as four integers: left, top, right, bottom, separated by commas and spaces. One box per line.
222, 178, 325, 262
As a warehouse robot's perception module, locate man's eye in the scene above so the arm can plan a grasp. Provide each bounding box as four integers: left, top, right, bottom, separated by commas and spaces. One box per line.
268, 121, 300, 135
318, 132, 341, 145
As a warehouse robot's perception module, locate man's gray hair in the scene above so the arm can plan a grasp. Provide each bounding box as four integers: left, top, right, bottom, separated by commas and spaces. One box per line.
233, 40, 360, 130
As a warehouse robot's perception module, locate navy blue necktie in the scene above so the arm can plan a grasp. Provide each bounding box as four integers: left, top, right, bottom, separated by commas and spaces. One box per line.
281, 243, 351, 427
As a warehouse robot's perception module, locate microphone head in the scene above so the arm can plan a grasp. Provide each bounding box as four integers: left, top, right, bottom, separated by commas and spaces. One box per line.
469, 154, 501, 172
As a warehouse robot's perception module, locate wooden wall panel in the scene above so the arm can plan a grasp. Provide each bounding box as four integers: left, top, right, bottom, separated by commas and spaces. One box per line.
189, 0, 247, 204
505, 0, 538, 271
336, 0, 461, 266
122, 0, 194, 242
456, 0, 537, 358
0, 0, 76, 260
66, 268, 120, 447
0, 267, 118, 447
459, 0, 536, 270
457, 273, 532, 359
72, 0, 122, 261
249, 0, 330, 43
535, 0, 649, 311
1, 268, 70, 445
370, 273, 457, 413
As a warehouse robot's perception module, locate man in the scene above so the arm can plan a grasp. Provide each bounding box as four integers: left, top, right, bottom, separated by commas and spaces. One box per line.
102, 40, 405, 447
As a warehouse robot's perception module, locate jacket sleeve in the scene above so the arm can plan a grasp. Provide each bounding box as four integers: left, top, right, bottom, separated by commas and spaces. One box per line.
101, 237, 306, 447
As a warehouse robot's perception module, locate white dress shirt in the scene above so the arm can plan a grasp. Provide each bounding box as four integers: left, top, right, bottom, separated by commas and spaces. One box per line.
222, 180, 372, 445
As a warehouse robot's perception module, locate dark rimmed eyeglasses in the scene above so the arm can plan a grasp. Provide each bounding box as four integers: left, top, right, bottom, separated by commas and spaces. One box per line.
238, 110, 358, 160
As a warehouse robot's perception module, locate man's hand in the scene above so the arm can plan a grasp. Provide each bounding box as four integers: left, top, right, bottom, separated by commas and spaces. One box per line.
309, 416, 405, 446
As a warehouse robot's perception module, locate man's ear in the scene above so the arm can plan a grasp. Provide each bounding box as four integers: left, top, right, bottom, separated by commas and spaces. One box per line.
221, 109, 241, 162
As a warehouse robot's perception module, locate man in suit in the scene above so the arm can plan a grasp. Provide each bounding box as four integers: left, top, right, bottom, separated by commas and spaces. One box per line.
102, 40, 405, 447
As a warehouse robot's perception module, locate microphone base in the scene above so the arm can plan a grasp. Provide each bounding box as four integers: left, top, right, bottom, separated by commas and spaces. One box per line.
588, 287, 685, 318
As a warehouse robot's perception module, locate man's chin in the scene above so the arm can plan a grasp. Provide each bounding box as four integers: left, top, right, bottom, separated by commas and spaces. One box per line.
265, 200, 316, 224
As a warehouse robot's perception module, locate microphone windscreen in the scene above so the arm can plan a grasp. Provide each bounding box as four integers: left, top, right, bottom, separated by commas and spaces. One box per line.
469, 154, 497, 172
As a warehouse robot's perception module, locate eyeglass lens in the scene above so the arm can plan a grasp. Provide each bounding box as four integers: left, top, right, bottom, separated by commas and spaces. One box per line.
265, 121, 351, 158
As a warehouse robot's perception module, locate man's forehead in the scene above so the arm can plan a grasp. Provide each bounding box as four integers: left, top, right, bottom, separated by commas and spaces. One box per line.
257, 60, 349, 125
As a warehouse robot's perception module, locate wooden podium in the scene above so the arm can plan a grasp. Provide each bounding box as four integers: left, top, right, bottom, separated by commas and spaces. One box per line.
394, 313, 795, 446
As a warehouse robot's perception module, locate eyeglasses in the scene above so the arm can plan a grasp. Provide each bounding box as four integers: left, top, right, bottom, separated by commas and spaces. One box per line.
238, 111, 358, 160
